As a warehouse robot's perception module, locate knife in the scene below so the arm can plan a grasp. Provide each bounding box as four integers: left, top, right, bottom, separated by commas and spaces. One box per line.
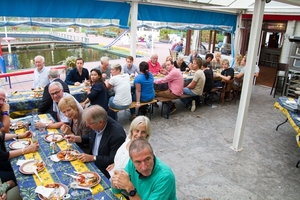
32, 166, 43, 183
64, 173, 77, 179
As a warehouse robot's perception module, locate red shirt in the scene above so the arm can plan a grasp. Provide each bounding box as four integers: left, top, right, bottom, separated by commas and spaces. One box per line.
148, 61, 162, 75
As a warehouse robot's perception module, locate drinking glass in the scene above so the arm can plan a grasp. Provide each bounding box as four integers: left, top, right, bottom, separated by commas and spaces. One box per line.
70, 176, 79, 197
32, 109, 39, 122
32, 132, 38, 144
66, 139, 73, 151
45, 158, 54, 173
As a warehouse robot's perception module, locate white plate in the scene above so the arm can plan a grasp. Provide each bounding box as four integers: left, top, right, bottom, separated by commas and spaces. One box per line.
19, 160, 45, 174
38, 183, 68, 200
44, 134, 64, 143
9, 140, 30, 149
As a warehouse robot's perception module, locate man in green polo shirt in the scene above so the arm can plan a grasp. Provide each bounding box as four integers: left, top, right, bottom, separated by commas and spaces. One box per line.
111, 139, 177, 199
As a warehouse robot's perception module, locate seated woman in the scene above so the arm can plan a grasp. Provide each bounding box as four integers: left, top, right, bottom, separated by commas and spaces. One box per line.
58, 96, 90, 137
106, 64, 132, 111
80, 69, 109, 111
214, 59, 234, 87
0, 131, 39, 184
233, 54, 243, 72
174, 55, 189, 72
180, 58, 206, 112
211, 52, 222, 70
65, 58, 89, 86
106, 116, 152, 178
130, 61, 155, 120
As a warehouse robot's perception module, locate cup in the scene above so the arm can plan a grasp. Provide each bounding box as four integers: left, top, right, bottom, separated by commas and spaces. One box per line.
45, 158, 54, 173
32, 132, 38, 143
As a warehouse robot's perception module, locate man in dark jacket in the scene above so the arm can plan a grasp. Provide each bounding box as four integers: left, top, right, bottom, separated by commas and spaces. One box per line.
38, 69, 69, 120
65, 105, 126, 178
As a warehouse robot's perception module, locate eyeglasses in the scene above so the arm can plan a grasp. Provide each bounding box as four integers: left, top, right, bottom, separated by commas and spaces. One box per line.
50, 90, 62, 96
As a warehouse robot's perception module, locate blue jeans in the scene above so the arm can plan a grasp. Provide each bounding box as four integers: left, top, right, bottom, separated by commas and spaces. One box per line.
180, 88, 197, 105
108, 97, 131, 110
109, 97, 131, 120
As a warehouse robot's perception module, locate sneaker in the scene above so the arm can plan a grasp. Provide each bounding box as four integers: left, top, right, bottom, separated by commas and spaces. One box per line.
191, 100, 196, 112
169, 107, 176, 115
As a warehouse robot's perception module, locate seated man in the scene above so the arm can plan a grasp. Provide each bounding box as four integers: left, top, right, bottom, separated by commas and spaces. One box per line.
94, 56, 111, 80
0, 89, 10, 133
65, 58, 89, 86
38, 69, 70, 120
214, 59, 234, 88
111, 139, 177, 199
65, 105, 126, 178
122, 55, 139, 76
35, 82, 82, 129
181, 58, 206, 112
154, 60, 184, 114
147, 54, 162, 76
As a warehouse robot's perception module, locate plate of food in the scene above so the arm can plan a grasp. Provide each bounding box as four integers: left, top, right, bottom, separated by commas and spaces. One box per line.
77, 172, 101, 188
40, 119, 54, 124
10, 121, 26, 130
30, 93, 43, 98
38, 183, 68, 200
19, 160, 45, 175
57, 150, 79, 161
9, 139, 31, 149
44, 133, 64, 143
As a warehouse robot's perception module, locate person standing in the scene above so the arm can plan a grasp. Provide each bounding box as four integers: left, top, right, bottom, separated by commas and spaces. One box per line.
32, 55, 50, 88
65, 105, 126, 178
65, 58, 89, 86
154, 60, 183, 114
111, 139, 177, 200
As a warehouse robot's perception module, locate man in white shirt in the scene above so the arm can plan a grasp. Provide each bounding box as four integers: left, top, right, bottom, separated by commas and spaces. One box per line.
32, 55, 50, 88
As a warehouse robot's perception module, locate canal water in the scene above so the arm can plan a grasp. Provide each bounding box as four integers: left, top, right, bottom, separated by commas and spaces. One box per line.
1, 37, 120, 70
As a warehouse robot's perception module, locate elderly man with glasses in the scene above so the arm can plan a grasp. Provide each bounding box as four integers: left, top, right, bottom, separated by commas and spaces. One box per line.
65, 105, 126, 178
35, 81, 82, 129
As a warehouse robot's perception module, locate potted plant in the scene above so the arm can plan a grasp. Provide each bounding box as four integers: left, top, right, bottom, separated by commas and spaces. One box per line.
59, 56, 77, 75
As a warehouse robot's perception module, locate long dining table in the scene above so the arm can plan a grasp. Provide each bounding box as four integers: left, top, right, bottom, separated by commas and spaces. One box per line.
5, 114, 123, 200
7, 85, 87, 118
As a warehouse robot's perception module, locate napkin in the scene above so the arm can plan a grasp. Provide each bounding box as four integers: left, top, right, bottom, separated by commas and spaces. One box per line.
49, 154, 60, 162
35, 186, 55, 199
16, 159, 34, 166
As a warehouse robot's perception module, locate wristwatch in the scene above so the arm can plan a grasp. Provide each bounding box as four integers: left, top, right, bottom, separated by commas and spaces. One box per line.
129, 188, 136, 197
1, 111, 9, 116
93, 156, 96, 161
45, 123, 48, 128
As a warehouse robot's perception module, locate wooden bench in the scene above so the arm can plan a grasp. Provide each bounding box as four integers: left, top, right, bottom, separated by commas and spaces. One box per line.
85, 30, 98, 36
102, 31, 118, 38
109, 99, 157, 120
0, 65, 66, 89
155, 94, 195, 119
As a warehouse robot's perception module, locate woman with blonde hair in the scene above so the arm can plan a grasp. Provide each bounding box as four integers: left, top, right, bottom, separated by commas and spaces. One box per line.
106, 116, 152, 177
211, 52, 222, 70
58, 96, 90, 137
233, 54, 243, 72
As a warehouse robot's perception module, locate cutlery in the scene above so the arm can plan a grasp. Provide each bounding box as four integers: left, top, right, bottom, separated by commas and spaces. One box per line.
64, 173, 77, 179
71, 184, 92, 192
32, 166, 43, 183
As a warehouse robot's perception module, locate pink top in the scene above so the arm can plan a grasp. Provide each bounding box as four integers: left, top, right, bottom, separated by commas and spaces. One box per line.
148, 60, 162, 75
154, 67, 184, 96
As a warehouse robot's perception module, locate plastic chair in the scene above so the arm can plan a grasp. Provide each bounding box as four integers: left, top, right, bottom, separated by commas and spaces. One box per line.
270, 63, 288, 98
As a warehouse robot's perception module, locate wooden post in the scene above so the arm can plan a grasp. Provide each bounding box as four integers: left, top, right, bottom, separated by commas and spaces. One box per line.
185, 30, 192, 56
